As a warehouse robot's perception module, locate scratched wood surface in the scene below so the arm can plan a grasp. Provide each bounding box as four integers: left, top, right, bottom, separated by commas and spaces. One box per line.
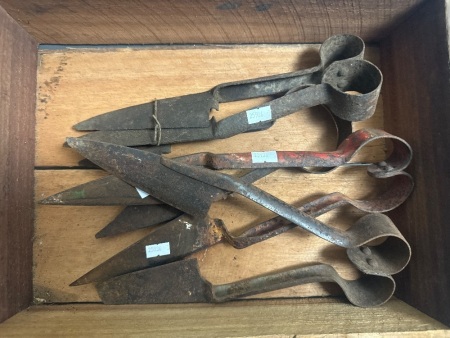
0, 5, 38, 323
0, 0, 425, 44
34, 45, 386, 303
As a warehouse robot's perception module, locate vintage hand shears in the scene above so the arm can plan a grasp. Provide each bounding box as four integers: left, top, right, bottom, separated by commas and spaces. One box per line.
73, 35, 382, 146
62, 128, 412, 218
65, 129, 412, 288
44, 128, 413, 238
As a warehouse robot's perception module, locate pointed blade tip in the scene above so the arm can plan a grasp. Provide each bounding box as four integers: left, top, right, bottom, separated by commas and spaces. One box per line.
94, 230, 109, 239
38, 196, 60, 205
65, 137, 80, 148
70, 274, 93, 287
73, 120, 95, 131
69, 279, 82, 287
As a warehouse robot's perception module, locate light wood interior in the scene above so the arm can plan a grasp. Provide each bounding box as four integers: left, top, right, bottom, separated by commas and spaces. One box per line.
0, 0, 449, 333
34, 45, 390, 303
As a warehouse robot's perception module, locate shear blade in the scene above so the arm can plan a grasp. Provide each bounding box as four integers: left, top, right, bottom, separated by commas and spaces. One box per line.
96, 204, 182, 238
74, 91, 215, 131
66, 138, 227, 217
72, 215, 220, 286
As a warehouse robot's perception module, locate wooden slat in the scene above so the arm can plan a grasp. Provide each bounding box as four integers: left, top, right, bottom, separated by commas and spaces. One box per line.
33, 45, 390, 303
0, 5, 38, 323
0, 299, 448, 337
380, 0, 450, 327
0, 0, 425, 44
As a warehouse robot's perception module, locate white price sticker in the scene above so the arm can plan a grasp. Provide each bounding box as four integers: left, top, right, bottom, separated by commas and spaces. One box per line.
145, 242, 171, 259
251, 151, 278, 163
135, 187, 150, 199
246, 106, 272, 124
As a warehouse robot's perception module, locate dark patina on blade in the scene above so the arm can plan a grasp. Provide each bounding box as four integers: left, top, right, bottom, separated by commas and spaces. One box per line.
78, 144, 172, 168
71, 215, 224, 286
74, 91, 216, 131
96, 259, 213, 304
95, 204, 182, 238
75, 35, 365, 133
96, 168, 276, 238
40, 175, 162, 206
65, 138, 227, 217
97, 259, 395, 307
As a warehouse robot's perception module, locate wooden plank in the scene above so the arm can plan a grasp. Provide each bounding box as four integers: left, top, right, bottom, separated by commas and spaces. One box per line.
0, 299, 448, 337
33, 45, 389, 303
0, 5, 38, 323
0, 0, 425, 44
380, 0, 450, 327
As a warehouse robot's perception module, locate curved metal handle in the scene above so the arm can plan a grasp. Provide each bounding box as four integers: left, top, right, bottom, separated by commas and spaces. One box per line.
173, 128, 412, 172
213, 34, 365, 102
212, 263, 395, 307
214, 59, 382, 140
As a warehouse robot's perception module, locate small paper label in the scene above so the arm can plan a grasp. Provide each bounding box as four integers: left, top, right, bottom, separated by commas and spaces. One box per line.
246, 106, 272, 124
251, 151, 278, 163
145, 242, 171, 259
136, 187, 150, 199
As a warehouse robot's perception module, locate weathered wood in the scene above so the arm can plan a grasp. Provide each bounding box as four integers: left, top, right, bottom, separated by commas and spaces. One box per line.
33, 45, 388, 303
0, 5, 38, 323
0, 299, 448, 337
0, 0, 426, 44
380, 0, 450, 327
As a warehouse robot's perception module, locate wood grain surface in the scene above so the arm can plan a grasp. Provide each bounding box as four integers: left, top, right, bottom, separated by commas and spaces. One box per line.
34, 45, 390, 303
1, 299, 448, 337
380, 0, 450, 327
0, 5, 38, 323
0, 0, 425, 44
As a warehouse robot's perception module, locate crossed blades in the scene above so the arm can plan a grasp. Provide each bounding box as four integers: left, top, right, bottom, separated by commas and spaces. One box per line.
58, 128, 413, 307
41, 34, 414, 307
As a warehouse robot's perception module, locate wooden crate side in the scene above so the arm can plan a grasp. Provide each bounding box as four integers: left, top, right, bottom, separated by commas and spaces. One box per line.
0, 0, 425, 44
0, 299, 448, 337
0, 5, 38, 323
380, 0, 450, 327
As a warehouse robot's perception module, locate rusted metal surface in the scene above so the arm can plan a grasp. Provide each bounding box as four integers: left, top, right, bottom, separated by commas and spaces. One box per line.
94, 204, 182, 238
96, 259, 395, 307
77, 144, 172, 168
62, 127, 411, 236
56, 34, 413, 307
75, 58, 381, 146
171, 128, 412, 170
40, 175, 163, 206
94, 169, 277, 238
40, 112, 351, 207
75, 34, 364, 132
72, 34, 382, 147
64, 138, 229, 217
39, 167, 276, 206
70, 180, 412, 286
71, 214, 223, 286
55, 125, 408, 209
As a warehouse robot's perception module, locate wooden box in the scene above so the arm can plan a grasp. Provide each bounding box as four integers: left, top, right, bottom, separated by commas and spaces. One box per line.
1, 0, 449, 336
